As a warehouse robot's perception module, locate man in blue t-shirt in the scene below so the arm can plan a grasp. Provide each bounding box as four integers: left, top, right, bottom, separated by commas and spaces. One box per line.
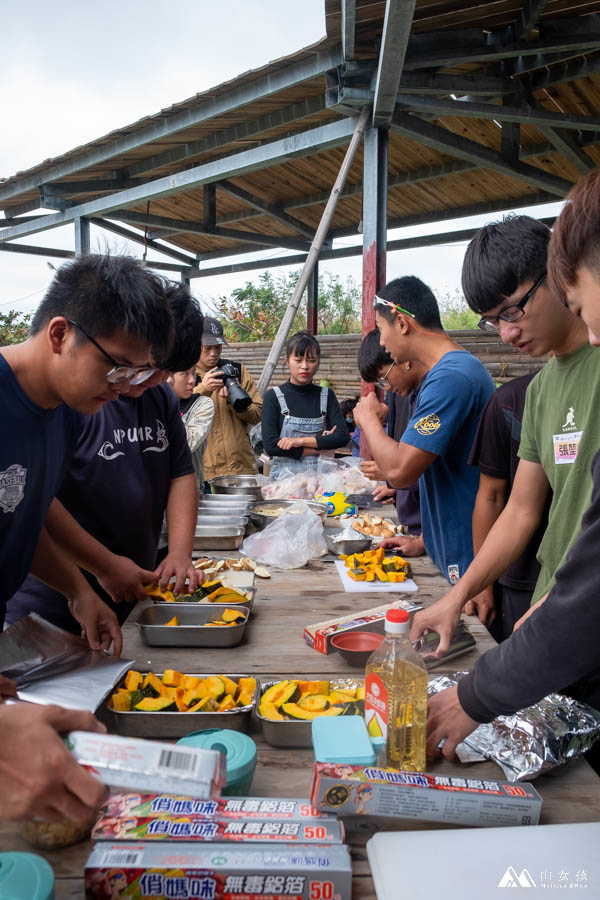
353, 276, 494, 584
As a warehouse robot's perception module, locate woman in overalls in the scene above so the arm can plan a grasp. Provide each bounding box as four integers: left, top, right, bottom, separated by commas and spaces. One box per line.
261, 331, 350, 479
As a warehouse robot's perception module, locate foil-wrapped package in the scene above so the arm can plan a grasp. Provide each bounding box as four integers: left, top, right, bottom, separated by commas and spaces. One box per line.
428, 672, 600, 782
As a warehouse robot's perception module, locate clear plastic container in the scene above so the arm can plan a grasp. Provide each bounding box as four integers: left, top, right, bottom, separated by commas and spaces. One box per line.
364, 608, 428, 771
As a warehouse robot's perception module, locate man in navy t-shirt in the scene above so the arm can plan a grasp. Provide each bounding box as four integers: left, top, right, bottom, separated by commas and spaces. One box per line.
8, 284, 204, 632
353, 277, 494, 584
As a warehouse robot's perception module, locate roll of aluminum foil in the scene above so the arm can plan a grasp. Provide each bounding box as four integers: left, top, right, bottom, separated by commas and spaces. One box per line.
428, 672, 600, 782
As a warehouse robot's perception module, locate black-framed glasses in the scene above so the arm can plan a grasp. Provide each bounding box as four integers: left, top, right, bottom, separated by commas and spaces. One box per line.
375, 360, 395, 390
477, 272, 546, 334
67, 320, 156, 385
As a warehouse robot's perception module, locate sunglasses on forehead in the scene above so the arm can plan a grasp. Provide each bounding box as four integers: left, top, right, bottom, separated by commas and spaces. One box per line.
373, 295, 415, 318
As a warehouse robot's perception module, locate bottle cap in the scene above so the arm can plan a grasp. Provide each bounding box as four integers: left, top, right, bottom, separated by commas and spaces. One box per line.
385, 608, 410, 634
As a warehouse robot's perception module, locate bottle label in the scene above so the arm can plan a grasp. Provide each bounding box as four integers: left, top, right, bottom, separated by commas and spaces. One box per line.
364, 672, 389, 741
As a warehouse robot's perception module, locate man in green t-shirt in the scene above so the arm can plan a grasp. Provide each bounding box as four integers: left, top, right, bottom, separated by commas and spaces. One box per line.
410, 215, 595, 655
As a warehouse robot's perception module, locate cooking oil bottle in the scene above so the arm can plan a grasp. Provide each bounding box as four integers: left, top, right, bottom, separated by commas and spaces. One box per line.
364, 608, 428, 771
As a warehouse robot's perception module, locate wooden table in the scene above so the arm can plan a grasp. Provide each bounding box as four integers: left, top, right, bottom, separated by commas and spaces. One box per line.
4, 552, 600, 899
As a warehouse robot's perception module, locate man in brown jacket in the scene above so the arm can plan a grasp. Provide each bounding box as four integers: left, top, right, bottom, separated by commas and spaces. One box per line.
194, 317, 262, 481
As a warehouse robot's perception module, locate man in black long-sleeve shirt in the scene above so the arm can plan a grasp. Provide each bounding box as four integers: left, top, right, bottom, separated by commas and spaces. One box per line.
427, 168, 600, 761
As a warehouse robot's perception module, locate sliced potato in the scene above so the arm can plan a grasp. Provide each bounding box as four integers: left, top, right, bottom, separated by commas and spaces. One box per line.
254, 566, 271, 579
245, 558, 257, 571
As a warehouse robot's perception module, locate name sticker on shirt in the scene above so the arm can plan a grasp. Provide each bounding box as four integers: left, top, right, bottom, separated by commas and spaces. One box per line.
553, 430, 582, 465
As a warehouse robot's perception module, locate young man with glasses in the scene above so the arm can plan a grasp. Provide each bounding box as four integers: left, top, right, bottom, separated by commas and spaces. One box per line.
411, 215, 594, 656
426, 172, 600, 762
0, 254, 172, 824
353, 276, 495, 584
8, 284, 203, 632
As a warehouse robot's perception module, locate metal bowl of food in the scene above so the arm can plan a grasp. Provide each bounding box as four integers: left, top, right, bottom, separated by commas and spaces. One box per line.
249, 499, 328, 530
209, 475, 264, 499
324, 529, 373, 557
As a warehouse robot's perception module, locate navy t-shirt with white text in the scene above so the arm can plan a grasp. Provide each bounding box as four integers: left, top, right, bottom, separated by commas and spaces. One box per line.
401, 351, 495, 583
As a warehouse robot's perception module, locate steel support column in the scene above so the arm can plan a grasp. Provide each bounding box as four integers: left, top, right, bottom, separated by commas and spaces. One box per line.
74, 216, 90, 256
307, 262, 319, 334
360, 127, 387, 457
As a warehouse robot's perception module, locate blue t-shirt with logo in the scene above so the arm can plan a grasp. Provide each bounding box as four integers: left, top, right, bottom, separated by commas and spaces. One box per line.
0, 354, 83, 626
8, 384, 193, 630
401, 351, 495, 583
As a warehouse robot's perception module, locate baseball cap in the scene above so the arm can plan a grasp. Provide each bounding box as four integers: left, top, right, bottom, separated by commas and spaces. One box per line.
202, 317, 228, 346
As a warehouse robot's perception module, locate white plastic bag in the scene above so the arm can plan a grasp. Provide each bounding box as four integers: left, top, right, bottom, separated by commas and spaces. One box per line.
241, 501, 327, 568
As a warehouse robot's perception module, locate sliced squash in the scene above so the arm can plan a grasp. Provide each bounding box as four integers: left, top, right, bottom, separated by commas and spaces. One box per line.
298, 694, 330, 712
282, 702, 344, 721
188, 696, 211, 712
221, 608, 245, 623
258, 701, 285, 721
204, 675, 225, 701
134, 696, 176, 712
180, 675, 201, 691
162, 669, 184, 687
356, 684, 365, 701
237, 689, 254, 707
124, 670, 143, 692
298, 680, 329, 696
174, 688, 189, 712
111, 691, 132, 711
222, 676, 239, 697
238, 677, 257, 697
329, 689, 357, 705
217, 695, 236, 712
183, 683, 209, 707
260, 680, 299, 708
164, 616, 179, 626
143, 673, 167, 697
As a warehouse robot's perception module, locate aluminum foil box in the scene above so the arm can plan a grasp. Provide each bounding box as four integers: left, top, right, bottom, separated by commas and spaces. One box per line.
67, 732, 225, 798
303, 601, 417, 654
100, 795, 334, 820
85, 842, 352, 899
92, 815, 344, 843
311, 762, 542, 827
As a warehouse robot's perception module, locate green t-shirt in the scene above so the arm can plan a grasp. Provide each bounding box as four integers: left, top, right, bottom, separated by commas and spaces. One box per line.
519, 341, 600, 603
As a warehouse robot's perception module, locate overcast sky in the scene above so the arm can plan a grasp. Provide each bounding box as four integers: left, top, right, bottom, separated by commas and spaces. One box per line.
1, 1, 563, 318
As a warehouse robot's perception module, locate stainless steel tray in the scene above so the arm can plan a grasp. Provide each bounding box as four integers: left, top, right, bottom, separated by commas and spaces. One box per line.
193, 526, 245, 550
195, 515, 248, 529
197, 503, 251, 517
256, 678, 363, 748
151, 588, 256, 610
104, 672, 259, 738
199, 494, 253, 506
249, 499, 327, 530
209, 475, 263, 499
414, 621, 476, 670
324, 531, 373, 556
136, 604, 249, 647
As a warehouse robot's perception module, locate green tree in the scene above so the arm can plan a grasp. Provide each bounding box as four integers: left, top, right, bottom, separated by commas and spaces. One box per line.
0, 310, 32, 345
216, 270, 362, 341
437, 288, 479, 331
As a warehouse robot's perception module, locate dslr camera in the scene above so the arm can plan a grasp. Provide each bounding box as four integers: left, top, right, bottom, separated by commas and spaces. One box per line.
217, 361, 252, 413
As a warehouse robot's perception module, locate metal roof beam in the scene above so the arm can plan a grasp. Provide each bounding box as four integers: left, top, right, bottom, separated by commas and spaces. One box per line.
389, 111, 572, 196
106, 210, 312, 252
398, 72, 511, 97
0, 48, 344, 204
403, 19, 600, 71
514, 0, 550, 42
518, 51, 600, 93
215, 180, 315, 241
393, 94, 600, 133
2, 199, 42, 217
0, 239, 190, 274
341, 0, 356, 61
88, 217, 199, 266
0, 117, 357, 244
524, 94, 595, 175
41, 178, 145, 195
372, 0, 416, 128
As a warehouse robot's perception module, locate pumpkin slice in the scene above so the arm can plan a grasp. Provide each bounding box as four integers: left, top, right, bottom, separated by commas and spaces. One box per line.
221, 608, 246, 623
236, 689, 254, 707
221, 675, 239, 697
238, 677, 256, 697
204, 675, 225, 701
217, 695, 236, 712
124, 670, 143, 692
298, 694, 329, 713
111, 691, 132, 711
356, 684, 365, 701
134, 696, 176, 712
180, 675, 200, 691
182, 683, 209, 707
162, 669, 184, 687
188, 696, 211, 712
143, 673, 167, 697
282, 702, 344, 721
329, 689, 357, 704
260, 680, 297, 708
298, 680, 329, 696
258, 701, 285, 720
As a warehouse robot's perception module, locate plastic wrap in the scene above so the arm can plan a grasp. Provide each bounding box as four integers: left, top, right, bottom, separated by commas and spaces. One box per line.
241, 501, 327, 568
428, 672, 600, 781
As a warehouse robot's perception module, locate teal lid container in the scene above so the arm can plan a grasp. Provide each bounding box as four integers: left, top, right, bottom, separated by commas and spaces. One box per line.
312, 716, 376, 765
0, 853, 54, 900
177, 729, 256, 796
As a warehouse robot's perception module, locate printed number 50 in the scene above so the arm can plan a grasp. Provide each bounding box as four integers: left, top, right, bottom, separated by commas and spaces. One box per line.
310, 881, 334, 900
304, 825, 326, 839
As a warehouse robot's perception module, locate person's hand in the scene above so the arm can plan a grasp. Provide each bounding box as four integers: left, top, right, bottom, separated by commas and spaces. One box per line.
426, 685, 480, 760
96, 555, 157, 604
0, 675, 17, 698
0, 703, 108, 822
199, 367, 225, 393
217, 385, 228, 400
373, 485, 396, 505
380, 533, 426, 557
410, 590, 464, 656
464, 585, 496, 628
353, 393, 388, 428
277, 436, 302, 450
153, 553, 200, 597
68, 592, 123, 657
513, 592, 548, 631
360, 460, 384, 480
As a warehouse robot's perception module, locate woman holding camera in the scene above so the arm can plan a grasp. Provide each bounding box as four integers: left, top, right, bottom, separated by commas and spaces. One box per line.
261, 331, 349, 479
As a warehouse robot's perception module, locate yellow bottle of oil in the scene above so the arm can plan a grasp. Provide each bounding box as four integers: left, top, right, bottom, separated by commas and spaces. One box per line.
364, 608, 428, 771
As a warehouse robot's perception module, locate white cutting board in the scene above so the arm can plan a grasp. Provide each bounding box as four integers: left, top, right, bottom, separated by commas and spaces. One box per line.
334, 559, 418, 593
